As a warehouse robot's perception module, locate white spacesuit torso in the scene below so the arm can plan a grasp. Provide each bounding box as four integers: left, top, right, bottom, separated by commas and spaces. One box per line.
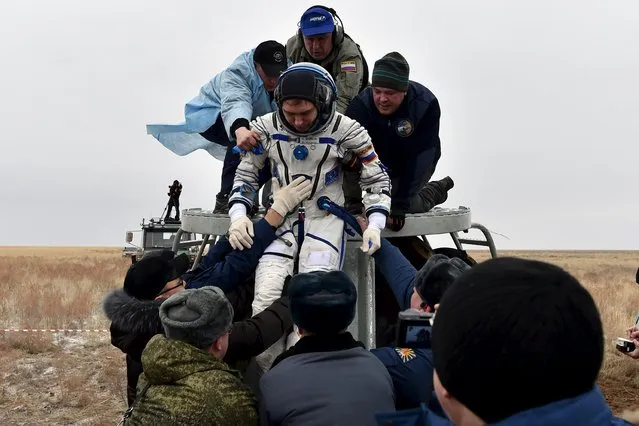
230, 111, 391, 218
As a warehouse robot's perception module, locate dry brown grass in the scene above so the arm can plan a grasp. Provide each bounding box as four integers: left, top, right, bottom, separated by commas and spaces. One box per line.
0, 247, 130, 425
0, 247, 638, 424
471, 250, 639, 416
0, 247, 127, 331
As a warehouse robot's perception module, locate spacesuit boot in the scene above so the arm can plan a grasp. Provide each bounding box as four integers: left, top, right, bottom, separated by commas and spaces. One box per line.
418, 176, 455, 212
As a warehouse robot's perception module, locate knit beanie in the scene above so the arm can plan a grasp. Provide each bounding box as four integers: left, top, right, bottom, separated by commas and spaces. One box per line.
413, 254, 470, 308
431, 257, 604, 423
159, 286, 234, 350
372, 52, 410, 92
288, 271, 357, 335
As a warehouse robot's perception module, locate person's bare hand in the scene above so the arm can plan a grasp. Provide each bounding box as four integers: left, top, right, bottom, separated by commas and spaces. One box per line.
624, 327, 639, 359
356, 215, 368, 232
235, 127, 260, 151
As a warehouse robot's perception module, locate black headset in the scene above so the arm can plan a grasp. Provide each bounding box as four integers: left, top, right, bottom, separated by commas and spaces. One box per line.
297, 5, 345, 46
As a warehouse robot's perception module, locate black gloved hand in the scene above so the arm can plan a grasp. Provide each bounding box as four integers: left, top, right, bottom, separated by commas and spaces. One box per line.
387, 212, 406, 232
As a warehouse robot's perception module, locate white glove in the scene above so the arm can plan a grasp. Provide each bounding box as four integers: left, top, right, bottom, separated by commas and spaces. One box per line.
228, 204, 254, 250
270, 176, 313, 216
361, 212, 386, 255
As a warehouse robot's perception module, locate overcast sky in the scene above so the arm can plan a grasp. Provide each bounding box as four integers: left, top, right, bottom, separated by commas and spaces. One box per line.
1, 0, 637, 250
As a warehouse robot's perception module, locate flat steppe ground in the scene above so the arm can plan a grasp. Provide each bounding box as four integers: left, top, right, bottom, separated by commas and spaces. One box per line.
1, 247, 638, 425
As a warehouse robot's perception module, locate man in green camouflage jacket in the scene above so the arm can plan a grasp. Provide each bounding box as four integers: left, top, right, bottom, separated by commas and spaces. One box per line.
123, 287, 257, 425
286, 5, 369, 113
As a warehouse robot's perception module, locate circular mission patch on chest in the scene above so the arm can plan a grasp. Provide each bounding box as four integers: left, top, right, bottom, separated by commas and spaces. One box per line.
395, 119, 414, 137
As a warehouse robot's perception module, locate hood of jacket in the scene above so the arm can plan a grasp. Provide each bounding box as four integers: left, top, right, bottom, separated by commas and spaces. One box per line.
141, 334, 237, 385
102, 289, 164, 354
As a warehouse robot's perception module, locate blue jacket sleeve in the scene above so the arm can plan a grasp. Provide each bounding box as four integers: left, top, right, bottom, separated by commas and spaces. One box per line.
184, 218, 277, 292
393, 100, 442, 212
372, 238, 417, 310
219, 65, 255, 140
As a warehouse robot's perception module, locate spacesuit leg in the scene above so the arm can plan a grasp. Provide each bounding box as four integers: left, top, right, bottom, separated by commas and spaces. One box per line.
298, 214, 347, 274
285, 214, 346, 349
252, 219, 298, 371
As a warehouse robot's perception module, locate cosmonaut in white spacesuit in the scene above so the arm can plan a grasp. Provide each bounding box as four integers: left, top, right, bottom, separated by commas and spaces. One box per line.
226, 62, 391, 370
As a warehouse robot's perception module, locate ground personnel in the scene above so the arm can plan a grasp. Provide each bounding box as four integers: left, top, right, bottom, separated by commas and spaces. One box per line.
344, 52, 450, 231
286, 5, 369, 113
259, 271, 395, 426
122, 287, 258, 425
375, 257, 633, 426
103, 177, 311, 406
146, 40, 289, 214
352, 214, 470, 410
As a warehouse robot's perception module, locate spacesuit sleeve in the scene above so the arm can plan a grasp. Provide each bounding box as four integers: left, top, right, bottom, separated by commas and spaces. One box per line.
219, 66, 254, 141
338, 116, 391, 217
227, 117, 270, 211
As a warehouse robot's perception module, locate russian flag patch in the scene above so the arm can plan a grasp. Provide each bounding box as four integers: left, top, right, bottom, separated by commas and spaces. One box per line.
341, 60, 357, 72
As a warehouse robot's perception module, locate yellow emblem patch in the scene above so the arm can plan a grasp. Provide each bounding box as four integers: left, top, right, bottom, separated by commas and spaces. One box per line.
340, 60, 357, 73
395, 347, 417, 363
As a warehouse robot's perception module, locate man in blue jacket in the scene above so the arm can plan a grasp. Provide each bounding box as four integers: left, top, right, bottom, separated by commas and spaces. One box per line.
146, 40, 289, 213
375, 257, 633, 426
343, 52, 453, 231
368, 227, 470, 410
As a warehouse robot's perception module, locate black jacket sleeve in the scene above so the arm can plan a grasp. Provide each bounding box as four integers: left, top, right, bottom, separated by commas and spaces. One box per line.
344, 95, 370, 128
393, 99, 442, 213
224, 296, 293, 365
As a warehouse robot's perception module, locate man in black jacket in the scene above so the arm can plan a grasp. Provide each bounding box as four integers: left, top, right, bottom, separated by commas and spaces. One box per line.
343, 52, 453, 232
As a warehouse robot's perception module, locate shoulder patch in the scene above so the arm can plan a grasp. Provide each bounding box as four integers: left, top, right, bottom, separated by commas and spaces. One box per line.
341, 60, 357, 73
394, 347, 417, 363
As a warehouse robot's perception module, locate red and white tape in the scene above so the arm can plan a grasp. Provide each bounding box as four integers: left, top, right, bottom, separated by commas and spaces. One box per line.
2, 328, 110, 333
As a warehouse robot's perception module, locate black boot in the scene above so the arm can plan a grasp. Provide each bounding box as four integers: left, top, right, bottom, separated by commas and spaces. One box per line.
419, 176, 455, 212
213, 193, 229, 214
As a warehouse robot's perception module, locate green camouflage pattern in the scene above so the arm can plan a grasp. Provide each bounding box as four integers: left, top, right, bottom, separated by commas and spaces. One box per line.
124, 334, 258, 426
286, 34, 365, 114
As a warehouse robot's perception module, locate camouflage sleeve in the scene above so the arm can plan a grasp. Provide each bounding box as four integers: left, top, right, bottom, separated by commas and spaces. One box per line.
337, 115, 391, 217
334, 55, 365, 114
228, 116, 270, 211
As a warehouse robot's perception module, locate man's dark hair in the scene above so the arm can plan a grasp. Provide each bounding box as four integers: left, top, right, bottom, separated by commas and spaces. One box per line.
431, 257, 604, 423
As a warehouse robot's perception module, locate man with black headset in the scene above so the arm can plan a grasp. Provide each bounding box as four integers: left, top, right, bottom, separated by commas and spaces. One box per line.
286, 5, 369, 113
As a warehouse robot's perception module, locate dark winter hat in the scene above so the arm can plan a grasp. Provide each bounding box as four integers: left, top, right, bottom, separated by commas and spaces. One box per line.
372, 52, 410, 92
254, 40, 287, 78
123, 250, 190, 300
431, 257, 604, 423
288, 271, 357, 335
159, 286, 234, 350
414, 254, 470, 308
